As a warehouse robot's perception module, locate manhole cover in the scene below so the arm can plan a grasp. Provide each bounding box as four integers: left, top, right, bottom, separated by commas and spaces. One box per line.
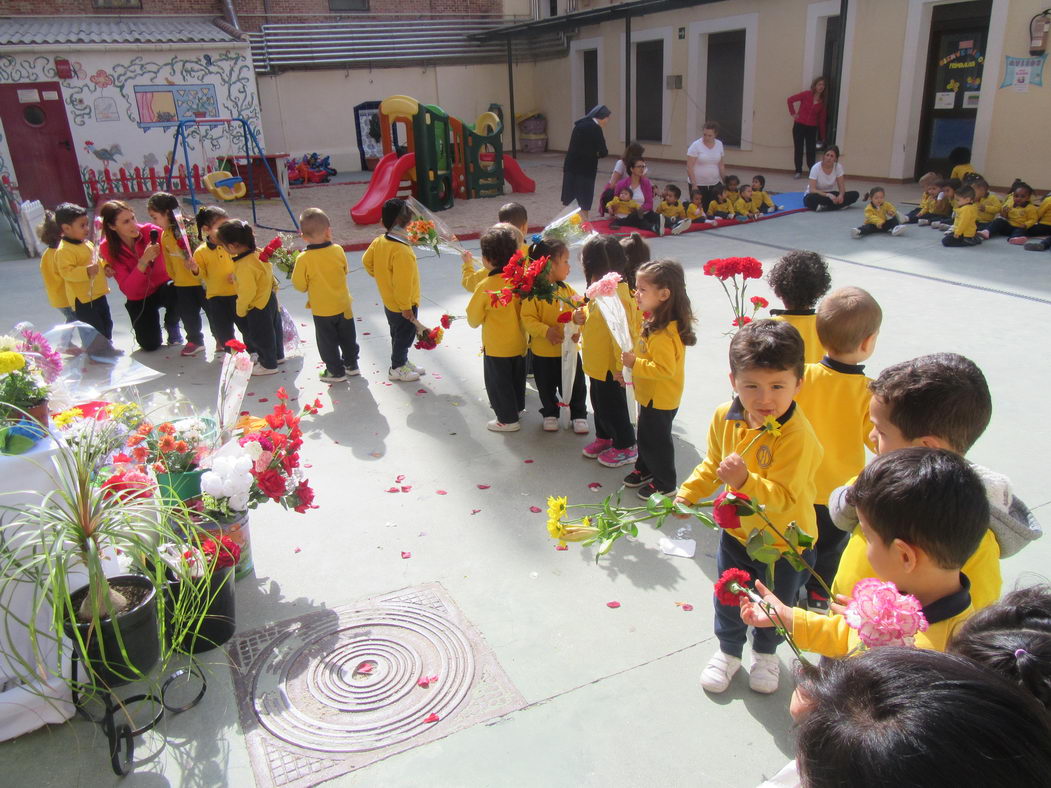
228, 583, 525, 787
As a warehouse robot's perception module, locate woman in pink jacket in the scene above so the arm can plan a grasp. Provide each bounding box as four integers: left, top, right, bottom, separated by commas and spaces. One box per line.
787, 77, 828, 178
99, 199, 182, 351
609, 158, 661, 234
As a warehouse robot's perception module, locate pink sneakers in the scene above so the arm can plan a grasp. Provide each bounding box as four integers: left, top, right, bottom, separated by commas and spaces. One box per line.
582, 438, 612, 458
597, 446, 639, 468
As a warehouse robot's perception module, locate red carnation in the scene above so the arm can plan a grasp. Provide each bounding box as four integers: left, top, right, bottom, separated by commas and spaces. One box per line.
256, 468, 287, 500
293, 480, 317, 513
201, 536, 241, 569
440, 314, 453, 329
750, 295, 769, 309
557, 311, 573, 324
258, 236, 282, 263
225, 339, 247, 353
714, 568, 753, 606
732, 315, 752, 327
712, 490, 753, 529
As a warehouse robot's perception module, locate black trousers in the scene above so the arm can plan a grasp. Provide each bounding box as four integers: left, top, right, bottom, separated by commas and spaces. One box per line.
985, 217, 1026, 238
483, 354, 526, 424
805, 504, 848, 598
175, 285, 206, 346
244, 293, 282, 369
588, 372, 635, 449
1026, 222, 1051, 236
635, 403, 678, 492
857, 217, 899, 235
611, 210, 660, 234
74, 295, 113, 340
532, 353, 587, 419
314, 313, 359, 375
942, 233, 981, 247
803, 190, 860, 211
383, 305, 417, 369
905, 206, 951, 223
205, 295, 238, 347
124, 282, 180, 352
792, 121, 818, 173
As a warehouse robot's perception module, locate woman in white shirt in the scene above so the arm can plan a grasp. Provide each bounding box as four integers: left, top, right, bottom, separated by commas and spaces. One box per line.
686, 121, 726, 206
802, 145, 860, 211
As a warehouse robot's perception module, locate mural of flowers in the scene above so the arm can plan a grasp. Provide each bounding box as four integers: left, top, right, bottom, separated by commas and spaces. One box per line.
89, 69, 114, 89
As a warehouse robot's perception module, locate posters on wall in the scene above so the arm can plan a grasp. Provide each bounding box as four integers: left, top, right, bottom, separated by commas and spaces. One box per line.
1000, 54, 1047, 92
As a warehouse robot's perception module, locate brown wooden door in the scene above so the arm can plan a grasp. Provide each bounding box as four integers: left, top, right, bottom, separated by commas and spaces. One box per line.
0, 82, 84, 206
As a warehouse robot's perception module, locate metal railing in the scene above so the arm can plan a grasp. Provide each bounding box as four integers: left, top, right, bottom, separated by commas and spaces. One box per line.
246, 18, 569, 72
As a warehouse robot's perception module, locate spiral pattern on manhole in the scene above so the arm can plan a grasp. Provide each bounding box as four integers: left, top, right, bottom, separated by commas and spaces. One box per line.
250, 602, 476, 752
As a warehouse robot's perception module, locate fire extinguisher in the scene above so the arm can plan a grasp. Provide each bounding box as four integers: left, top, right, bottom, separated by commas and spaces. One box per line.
1031, 10, 1051, 55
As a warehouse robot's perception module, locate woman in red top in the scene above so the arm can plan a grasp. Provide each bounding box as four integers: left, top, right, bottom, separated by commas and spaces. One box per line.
787, 77, 828, 178
98, 199, 182, 351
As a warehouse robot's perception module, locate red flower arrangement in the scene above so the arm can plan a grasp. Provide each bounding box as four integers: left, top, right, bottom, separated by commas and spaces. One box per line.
101, 469, 155, 501
703, 256, 766, 331
712, 490, 753, 530
715, 568, 753, 606
414, 326, 444, 350
201, 535, 241, 570
488, 250, 577, 310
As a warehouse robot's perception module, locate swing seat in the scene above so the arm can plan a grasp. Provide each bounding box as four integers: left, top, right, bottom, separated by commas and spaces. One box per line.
204, 170, 247, 201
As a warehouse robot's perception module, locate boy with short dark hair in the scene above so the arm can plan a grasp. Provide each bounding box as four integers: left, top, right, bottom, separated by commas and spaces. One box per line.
766, 250, 831, 364
497, 202, 528, 236
743, 448, 988, 655
363, 198, 422, 383
941, 184, 981, 247
291, 207, 358, 384
830, 353, 1043, 611
795, 286, 882, 610
675, 319, 823, 695
656, 184, 692, 235
53, 202, 113, 340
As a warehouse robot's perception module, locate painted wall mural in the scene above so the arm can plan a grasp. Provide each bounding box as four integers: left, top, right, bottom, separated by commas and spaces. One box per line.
0, 47, 263, 195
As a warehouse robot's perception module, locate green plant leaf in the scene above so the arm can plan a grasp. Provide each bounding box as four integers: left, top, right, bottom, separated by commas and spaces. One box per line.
782, 550, 810, 573
646, 491, 670, 514
746, 528, 781, 565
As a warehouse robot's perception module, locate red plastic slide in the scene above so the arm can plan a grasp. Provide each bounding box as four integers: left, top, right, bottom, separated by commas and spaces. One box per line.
351, 152, 417, 225
502, 155, 536, 193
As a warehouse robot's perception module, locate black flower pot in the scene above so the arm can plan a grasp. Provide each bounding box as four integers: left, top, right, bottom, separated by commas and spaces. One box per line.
167, 564, 236, 653
65, 574, 160, 689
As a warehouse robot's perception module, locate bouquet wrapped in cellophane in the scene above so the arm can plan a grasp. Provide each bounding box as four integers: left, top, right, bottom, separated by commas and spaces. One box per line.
404, 197, 465, 257
539, 203, 596, 247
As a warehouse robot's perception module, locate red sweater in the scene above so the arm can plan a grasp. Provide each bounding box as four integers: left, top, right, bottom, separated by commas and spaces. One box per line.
787, 90, 827, 139
100, 222, 171, 301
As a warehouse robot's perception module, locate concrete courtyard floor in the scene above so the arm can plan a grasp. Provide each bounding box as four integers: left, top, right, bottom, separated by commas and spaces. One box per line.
1, 203, 1049, 787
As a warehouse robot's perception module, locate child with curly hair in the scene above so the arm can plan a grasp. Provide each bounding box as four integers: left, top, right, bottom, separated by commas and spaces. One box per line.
766, 250, 831, 364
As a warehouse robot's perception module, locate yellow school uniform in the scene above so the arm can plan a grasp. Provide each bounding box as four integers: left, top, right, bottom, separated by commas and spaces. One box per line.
193, 241, 236, 298
769, 310, 822, 364
864, 201, 898, 226
686, 203, 706, 220
678, 399, 823, 549
733, 197, 753, 216
917, 192, 940, 216
1036, 195, 1051, 225
581, 281, 641, 379
951, 204, 979, 238
466, 271, 526, 357
233, 250, 273, 317
974, 193, 1002, 223
291, 242, 353, 318
708, 197, 734, 215
1002, 197, 1038, 229
832, 526, 1001, 611
793, 575, 975, 657
751, 191, 775, 212
162, 228, 200, 286
657, 201, 686, 220
607, 198, 639, 218
461, 256, 488, 294
362, 233, 420, 312
632, 322, 685, 410
726, 189, 740, 205
520, 282, 580, 358
56, 238, 108, 305
40, 247, 71, 309
950, 163, 975, 181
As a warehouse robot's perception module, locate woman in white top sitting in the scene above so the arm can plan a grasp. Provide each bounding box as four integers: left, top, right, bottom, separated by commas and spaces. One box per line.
802, 145, 860, 211
599, 141, 645, 216
686, 121, 726, 207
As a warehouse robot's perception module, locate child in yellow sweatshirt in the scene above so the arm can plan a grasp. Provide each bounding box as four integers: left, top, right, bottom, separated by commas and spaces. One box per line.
606, 188, 639, 219
677, 320, 823, 695
981, 181, 1038, 240
941, 184, 981, 247
767, 249, 831, 364
906, 172, 945, 224
741, 448, 987, 657
466, 225, 528, 431
193, 205, 241, 350
749, 176, 777, 214
620, 261, 695, 498
148, 192, 206, 357
36, 212, 74, 323
707, 184, 735, 220
852, 187, 905, 238
656, 184, 692, 235
291, 207, 358, 384
51, 203, 112, 339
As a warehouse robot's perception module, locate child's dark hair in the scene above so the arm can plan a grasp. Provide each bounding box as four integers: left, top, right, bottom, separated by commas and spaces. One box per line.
937, 177, 961, 192
752, 174, 766, 189
794, 647, 1051, 788
581, 234, 627, 286
956, 184, 976, 201
862, 186, 885, 202
816, 286, 882, 356
1012, 180, 1033, 199
216, 219, 256, 250
480, 224, 519, 273
868, 352, 991, 453
690, 187, 704, 201
725, 174, 739, 188
51, 202, 88, 234
147, 191, 181, 239
972, 177, 989, 190
846, 447, 988, 569
37, 211, 64, 248
381, 198, 411, 231
196, 205, 229, 236
636, 261, 696, 346
619, 232, 650, 289
664, 184, 681, 200
948, 146, 972, 168
962, 170, 982, 184
767, 250, 831, 310
949, 585, 1051, 712
497, 202, 528, 229
728, 319, 805, 379
711, 184, 727, 201
527, 238, 568, 267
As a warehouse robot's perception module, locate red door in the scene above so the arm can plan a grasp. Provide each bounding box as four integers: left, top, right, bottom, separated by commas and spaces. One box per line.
0, 82, 84, 206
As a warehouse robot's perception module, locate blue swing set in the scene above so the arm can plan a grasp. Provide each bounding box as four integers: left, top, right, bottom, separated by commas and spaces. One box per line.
166, 117, 299, 232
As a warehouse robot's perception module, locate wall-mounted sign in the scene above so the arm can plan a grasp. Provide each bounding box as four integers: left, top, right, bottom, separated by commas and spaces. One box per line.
1000, 54, 1046, 91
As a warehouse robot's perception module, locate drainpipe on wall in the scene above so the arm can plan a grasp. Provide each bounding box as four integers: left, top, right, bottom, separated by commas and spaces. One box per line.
830, 0, 848, 144
221, 0, 241, 32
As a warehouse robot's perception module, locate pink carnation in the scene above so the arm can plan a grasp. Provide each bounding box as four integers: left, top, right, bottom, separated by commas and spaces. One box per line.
585, 272, 622, 299
844, 578, 929, 648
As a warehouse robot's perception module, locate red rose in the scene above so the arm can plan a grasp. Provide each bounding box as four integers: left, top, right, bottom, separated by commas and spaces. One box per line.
201, 536, 241, 569
714, 568, 752, 606
557, 311, 573, 324
712, 490, 753, 530
293, 480, 317, 513
256, 468, 287, 500
258, 236, 282, 263
225, 339, 247, 353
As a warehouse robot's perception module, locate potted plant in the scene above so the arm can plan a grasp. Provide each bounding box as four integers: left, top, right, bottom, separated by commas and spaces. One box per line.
159, 534, 240, 653
0, 324, 62, 454
127, 415, 216, 504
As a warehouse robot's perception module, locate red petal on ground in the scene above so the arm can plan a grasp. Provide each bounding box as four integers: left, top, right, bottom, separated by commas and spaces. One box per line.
294, 547, 301, 553
363, 332, 371, 335
258, 398, 268, 403
423, 713, 440, 723
385, 487, 400, 493
416, 389, 427, 394
240, 410, 249, 416
436, 490, 447, 495
470, 509, 481, 515
355, 661, 375, 675
417, 675, 439, 688
523, 459, 534, 463
588, 482, 603, 490
606, 601, 621, 609
681, 604, 694, 612
395, 474, 406, 482
476, 484, 490, 490
529, 506, 542, 513
401, 551, 412, 559
555, 544, 568, 551
400, 485, 412, 492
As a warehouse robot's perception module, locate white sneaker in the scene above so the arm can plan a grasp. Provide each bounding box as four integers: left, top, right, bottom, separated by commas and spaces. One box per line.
917, 218, 931, 226
408, 361, 426, 375
542, 416, 559, 431
706, 218, 718, 225
891, 224, 906, 236
700, 651, 742, 693
671, 218, 691, 235
749, 652, 781, 694
487, 419, 520, 432
388, 364, 420, 382
345, 366, 361, 377
850, 227, 862, 239
815, 205, 828, 213
251, 363, 279, 376
572, 418, 589, 434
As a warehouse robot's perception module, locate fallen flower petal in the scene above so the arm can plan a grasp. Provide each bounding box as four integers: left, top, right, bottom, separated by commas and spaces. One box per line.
470, 509, 481, 515
523, 459, 534, 464
401, 551, 412, 559
555, 544, 568, 551
395, 474, 406, 483
355, 661, 375, 675
416, 389, 427, 394
385, 487, 400, 493
294, 547, 301, 554
476, 484, 490, 490
417, 675, 439, 688
606, 601, 621, 609
681, 604, 694, 612
423, 713, 440, 724
436, 490, 448, 495
401, 485, 412, 492
588, 482, 603, 490
529, 506, 542, 513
